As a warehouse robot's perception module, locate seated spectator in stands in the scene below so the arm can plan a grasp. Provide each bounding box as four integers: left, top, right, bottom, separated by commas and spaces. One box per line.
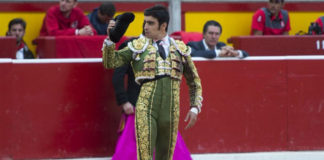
251, 0, 290, 35
187, 20, 248, 58
6, 18, 34, 59
40, 0, 96, 36
314, 16, 324, 34
88, 2, 115, 35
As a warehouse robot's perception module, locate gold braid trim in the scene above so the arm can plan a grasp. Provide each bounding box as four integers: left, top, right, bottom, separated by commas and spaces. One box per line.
102, 43, 116, 69
128, 37, 149, 60
136, 81, 156, 160
183, 55, 203, 112
169, 80, 180, 160
170, 38, 191, 57
102, 41, 133, 69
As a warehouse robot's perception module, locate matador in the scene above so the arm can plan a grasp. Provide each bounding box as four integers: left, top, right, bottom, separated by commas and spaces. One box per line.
102, 5, 202, 160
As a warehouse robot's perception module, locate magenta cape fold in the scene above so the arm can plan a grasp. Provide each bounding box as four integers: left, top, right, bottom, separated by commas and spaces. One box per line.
112, 114, 192, 160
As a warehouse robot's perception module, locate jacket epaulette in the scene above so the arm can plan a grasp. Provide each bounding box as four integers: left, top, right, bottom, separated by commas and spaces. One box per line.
128, 37, 150, 60
170, 39, 191, 57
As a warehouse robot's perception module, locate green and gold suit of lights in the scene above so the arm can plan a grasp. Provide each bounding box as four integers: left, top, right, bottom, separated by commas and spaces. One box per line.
102, 37, 202, 160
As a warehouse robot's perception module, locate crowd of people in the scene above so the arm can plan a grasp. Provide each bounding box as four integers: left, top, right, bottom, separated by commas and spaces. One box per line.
6, 0, 116, 59
4, 0, 324, 59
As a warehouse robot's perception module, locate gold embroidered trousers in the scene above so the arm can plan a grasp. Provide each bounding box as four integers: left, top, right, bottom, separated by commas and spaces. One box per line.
135, 77, 180, 160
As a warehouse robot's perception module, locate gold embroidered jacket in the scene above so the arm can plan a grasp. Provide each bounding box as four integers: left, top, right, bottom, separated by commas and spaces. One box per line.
102, 37, 203, 111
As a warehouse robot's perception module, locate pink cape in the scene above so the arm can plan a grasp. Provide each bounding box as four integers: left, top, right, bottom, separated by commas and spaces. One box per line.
112, 114, 192, 160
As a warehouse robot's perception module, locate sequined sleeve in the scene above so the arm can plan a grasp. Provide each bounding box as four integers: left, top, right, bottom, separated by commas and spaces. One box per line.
183, 54, 203, 113
172, 39, 203, 112
102, 40, 133, 69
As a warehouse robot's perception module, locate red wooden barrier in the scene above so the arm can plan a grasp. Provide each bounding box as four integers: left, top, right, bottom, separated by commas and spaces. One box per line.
34, 36, 128, 58
287, 60, 324, 150
228, 35, 324, 56
0, 59, 120, 159
1, 57, 324, 159
179, 59, 288, 153
0, 37, 17, 59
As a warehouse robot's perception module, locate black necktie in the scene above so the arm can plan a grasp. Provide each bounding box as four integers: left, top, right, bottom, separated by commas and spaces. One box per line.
156, 40, 166, 59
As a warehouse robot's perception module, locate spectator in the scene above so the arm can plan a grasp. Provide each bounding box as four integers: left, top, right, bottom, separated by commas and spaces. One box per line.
40, 0, 96, 36
188, 20, 248, 58
251, 0, 290, 35
88, 2, 116, 35
7, 18, 34, 59
314, 16, 324, 34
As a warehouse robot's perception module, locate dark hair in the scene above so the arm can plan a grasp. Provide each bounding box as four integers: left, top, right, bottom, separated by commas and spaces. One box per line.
8, 18, 26, 31
203, 20, 222, 34
270, 0, 284, 3
144, 5, 169, 32
99, 2, 116, 17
